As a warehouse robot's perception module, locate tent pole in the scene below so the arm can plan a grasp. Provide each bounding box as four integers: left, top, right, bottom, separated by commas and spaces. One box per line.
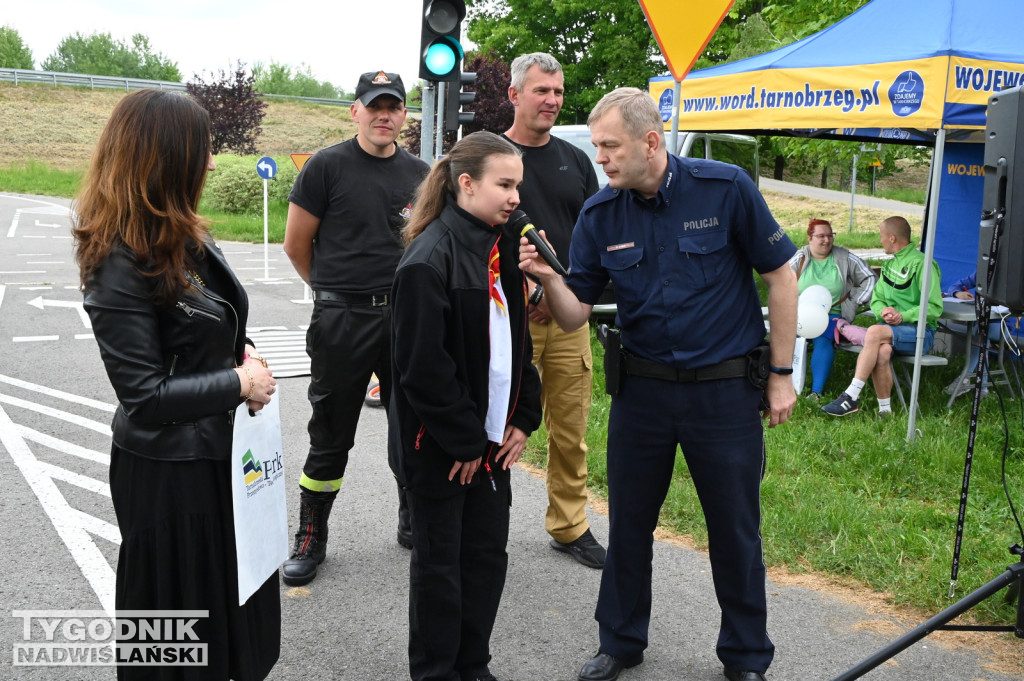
670, 80, 682, 154
906, 127, 946, 441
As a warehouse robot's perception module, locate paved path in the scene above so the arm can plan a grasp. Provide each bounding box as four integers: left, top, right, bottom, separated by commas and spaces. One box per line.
760, 177, 925, 218
271, 396, 1022, 681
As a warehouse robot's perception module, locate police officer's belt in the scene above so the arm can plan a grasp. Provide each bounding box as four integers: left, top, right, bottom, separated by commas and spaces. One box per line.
622, 352, 749, 384
313, 290, 389, 306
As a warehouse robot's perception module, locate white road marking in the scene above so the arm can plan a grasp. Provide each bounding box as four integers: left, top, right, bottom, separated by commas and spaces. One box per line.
7, 209, 21, 237
13, 335, 59, 342
0, 373, 116, 412
14, 424, 110, 465
0, 393, 113, 435
35, 460, 111, 497
0, 404, 116, 613
27, 295, 91, 328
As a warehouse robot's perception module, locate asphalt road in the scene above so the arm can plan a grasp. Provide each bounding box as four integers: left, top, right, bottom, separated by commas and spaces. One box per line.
0, 191, 1019, 681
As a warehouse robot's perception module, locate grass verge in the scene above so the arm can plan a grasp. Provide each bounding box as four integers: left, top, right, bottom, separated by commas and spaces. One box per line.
525, 321, 1024, 637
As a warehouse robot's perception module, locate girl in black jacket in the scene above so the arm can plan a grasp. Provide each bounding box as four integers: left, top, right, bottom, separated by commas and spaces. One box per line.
389, 131, 542, 681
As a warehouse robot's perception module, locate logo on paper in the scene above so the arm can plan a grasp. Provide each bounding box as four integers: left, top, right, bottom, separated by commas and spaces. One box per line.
241, 449, 263, 485
888, 71, 924, 117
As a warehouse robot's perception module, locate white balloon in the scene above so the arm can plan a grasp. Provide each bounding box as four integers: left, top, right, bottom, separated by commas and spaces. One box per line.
799, 284, 833, 311
796, 300, 829, 339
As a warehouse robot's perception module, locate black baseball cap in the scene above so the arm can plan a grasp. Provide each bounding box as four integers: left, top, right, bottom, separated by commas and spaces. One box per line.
355, 71, 406, 105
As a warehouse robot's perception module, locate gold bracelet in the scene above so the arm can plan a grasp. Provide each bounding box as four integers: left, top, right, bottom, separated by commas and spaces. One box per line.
245, 353, 268, 368
243, 365, 256, 401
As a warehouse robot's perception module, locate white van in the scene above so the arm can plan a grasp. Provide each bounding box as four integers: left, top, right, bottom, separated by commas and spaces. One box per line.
549, 125, 760, 187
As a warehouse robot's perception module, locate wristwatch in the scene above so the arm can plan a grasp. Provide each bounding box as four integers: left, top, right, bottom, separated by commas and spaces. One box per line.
768, 366, 794, 375
529, 284, 544, 306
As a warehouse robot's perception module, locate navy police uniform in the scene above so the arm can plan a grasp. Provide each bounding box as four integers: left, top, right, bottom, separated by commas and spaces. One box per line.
566, 154, 796, 673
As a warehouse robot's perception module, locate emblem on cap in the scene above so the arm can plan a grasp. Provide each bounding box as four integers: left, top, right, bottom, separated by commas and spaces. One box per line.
372, 71, 392, 85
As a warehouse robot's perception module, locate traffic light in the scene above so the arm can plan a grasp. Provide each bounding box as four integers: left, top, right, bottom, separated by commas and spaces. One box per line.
419, 0, 466, 82
443, 71, 476, 131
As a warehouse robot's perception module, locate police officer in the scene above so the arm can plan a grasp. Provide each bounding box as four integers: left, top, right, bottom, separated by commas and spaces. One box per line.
281, 70, 430, 586
501, 52, 605, 568
519, 88, 798, 681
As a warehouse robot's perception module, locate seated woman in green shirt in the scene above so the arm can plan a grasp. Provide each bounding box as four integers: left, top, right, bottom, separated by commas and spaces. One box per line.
788, 218, 877, 398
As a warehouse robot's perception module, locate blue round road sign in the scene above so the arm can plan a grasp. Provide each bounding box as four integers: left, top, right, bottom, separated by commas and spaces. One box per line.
256, 157, 278, 180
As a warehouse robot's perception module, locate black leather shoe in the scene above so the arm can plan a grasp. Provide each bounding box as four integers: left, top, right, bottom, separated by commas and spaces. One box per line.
551, 528, 606, 569
578, 652, 640, 681
724, 670, 767, 681
465, 675, 498, 681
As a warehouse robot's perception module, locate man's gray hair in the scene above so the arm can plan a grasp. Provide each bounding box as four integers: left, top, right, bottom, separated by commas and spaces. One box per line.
510, 52, 562, 92
588, 87, 664, 145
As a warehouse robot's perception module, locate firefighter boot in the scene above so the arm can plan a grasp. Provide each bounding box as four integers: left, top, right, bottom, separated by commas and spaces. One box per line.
281, 488, 337, 586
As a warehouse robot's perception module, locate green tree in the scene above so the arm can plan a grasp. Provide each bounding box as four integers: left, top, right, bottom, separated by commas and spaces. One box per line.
467, 0, 660, 123
0, 25, 33, 69
41, 32, 181, 81
253, 60, 339, 99
700, 0, 870, 69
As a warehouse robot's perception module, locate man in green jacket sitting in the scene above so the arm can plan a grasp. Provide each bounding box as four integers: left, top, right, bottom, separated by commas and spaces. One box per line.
821, 216, 942, 418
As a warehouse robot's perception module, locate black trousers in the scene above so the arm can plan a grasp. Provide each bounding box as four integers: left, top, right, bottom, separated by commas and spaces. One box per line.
407, 474, 511, 681
597, 374, 774, 673
300, 300, 391, 489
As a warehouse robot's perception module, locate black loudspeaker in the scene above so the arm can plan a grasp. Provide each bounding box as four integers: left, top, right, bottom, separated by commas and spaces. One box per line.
977, 85, 1024, 312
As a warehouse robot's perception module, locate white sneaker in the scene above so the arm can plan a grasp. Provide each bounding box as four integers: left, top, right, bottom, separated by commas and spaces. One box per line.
945, 379, 975, 399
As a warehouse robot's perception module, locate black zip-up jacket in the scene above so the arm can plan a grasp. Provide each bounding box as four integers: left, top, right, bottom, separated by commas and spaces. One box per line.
83, 238, 250, 461
388, 201, 542, 498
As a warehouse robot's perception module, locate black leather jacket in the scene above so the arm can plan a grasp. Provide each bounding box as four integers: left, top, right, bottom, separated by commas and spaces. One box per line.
84, 239, 249, 461
388, 202, 542, 498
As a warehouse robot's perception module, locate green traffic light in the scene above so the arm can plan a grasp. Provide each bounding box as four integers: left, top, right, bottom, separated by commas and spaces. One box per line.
425, 42, 458, 77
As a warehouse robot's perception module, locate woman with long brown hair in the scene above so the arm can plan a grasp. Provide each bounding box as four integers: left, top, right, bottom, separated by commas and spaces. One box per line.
74, 89, 280, 681
389, 131, 542, 681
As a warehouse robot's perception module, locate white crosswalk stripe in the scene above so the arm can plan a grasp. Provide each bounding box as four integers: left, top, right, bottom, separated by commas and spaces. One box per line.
249, 329, 310, 378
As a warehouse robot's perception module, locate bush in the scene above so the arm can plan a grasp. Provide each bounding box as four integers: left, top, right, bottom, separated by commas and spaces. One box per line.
187, 62, 267, 155
204, 155, 297, 214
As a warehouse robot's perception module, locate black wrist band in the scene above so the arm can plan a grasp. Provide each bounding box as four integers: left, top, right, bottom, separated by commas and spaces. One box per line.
529, 284, 544, 306
769, 366, 794, 375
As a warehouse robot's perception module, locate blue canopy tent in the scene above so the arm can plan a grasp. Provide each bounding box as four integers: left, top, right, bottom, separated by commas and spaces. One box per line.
648, 0, 1024, 437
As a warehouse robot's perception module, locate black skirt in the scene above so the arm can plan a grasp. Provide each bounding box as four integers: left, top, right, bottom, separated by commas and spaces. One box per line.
110, 446, 280, 681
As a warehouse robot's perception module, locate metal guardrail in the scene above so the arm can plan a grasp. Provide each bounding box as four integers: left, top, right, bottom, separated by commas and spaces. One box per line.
0, 68, 421, 111
0, 67, 186, 92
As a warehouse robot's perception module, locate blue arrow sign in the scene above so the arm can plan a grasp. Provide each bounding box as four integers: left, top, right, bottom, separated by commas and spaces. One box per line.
256, 156, 277, 180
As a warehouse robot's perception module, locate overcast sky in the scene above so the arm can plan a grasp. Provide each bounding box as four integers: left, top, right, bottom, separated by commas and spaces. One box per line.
5, 0, 435, 92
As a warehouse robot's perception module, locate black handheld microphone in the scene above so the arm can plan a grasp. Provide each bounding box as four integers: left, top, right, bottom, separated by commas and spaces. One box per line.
507, 210, 568, 277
